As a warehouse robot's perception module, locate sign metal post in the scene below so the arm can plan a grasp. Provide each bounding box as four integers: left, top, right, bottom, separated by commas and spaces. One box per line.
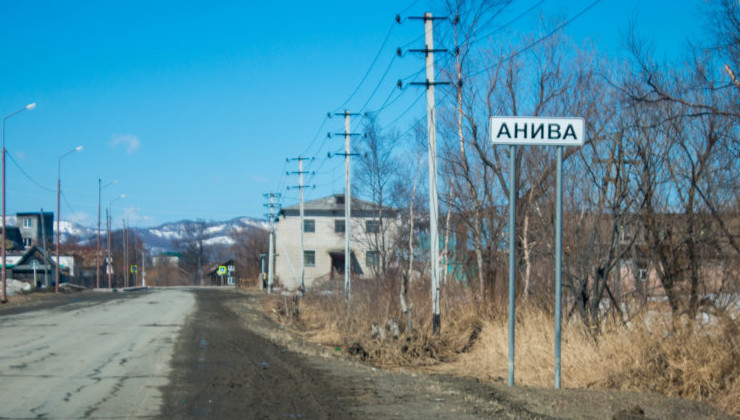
490, 116, 584, 389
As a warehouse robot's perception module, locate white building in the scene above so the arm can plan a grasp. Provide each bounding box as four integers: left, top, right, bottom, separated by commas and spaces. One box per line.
274, 194, 396, 290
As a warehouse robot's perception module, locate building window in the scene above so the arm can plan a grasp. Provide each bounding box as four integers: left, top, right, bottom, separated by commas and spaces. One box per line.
366, 220, 380, 234
304, 250, 316, 267
22, 218, 32, 228
334, 219, 345, 233
23, 238, 32, 248
303, 219, 315, 233
366, 250, 380, 268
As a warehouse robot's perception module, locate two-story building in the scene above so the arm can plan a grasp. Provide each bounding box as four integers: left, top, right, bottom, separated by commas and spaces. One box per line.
16, 212, 53, 249
274, 194, 396, 290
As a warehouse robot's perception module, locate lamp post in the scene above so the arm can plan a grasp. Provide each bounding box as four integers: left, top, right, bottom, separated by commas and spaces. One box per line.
2, 102, 36, 303
107, 194, 125, 288
55, 145, 83, 294
97, 179, 117, 289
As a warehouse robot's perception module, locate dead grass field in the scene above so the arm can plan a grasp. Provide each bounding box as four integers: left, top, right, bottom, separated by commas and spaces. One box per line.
268, 277, 740, 418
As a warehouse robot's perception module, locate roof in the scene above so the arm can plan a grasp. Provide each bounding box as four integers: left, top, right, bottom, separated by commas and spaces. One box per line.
10, 246, 57, 272
16, 212, 53, 218
280, 194, 394, 216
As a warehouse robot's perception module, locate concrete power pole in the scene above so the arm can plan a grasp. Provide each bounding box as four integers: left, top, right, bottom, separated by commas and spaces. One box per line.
408, 12, 448, 334
39, 208, 49, 288
141, 246, 146, 287
106, 209, 112, 288
329, 110, 361, 304
122, 219, 127, 288
288, 157, 313, 294
263, 192, 280, 294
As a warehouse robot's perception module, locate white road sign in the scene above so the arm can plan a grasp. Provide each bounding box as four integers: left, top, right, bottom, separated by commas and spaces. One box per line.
490, 116, 585, 147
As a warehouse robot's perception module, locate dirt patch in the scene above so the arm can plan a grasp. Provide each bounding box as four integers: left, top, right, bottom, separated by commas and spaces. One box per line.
161, 288, 734, 419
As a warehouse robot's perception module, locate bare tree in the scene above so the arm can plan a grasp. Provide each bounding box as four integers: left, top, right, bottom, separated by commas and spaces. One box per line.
229, 225, 268, 285
354, 114, 401, 276
177, 220, 208, 285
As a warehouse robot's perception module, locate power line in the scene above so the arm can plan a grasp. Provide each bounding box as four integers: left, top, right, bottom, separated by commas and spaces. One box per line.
333, 22, 396, 112
398, 0, 423, 16
300, 114, 330, 158
474, 0, 547, 41
369, 68, 423, 116
469, 0, 604, 78
274, 159, 289, 197
359, 54, 398, 113
381, 89, 425, 129
60, 191, 77, 217
6, 152, 54, 193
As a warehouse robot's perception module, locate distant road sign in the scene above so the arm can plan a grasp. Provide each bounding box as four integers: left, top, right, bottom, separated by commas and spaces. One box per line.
490, 116, 585, 147
130, 265, 138, 273
217, 266, 227, 275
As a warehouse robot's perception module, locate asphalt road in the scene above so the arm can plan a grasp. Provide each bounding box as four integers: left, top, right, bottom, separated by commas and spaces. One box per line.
0, 289, 195, 419
1, 288, 731, 420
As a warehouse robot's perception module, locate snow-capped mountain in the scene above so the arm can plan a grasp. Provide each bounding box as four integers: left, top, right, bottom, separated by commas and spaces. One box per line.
7, 216, 268, 254
133, 217, 267, 253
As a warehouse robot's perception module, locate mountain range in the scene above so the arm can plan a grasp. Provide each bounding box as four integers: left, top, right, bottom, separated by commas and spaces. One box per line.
6, 216, 268, 255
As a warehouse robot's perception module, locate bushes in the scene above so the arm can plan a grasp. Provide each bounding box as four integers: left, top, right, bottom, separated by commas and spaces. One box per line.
267, 274, 740, 416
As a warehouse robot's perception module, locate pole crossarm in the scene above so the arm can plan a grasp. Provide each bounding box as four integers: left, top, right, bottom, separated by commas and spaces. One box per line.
330, 132, 363, 137
407, 48, 449, 54
407, 15, 449, 21
328, 152, 360, 158
409, 80, 451, 87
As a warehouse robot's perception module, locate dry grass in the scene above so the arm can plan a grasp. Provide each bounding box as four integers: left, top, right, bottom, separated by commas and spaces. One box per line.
267, 277, 740, 417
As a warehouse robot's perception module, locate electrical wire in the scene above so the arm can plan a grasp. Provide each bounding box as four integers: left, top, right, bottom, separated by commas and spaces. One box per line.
359, 54, 398, 113
474, 0, 547, 41
60, 191, 76, 216
469, 0, 604, 78
381, 89, 426, 129
367, 67, 424, 117
6, 152, 54, 193
333, 22, 396, 112
274, 159, 289, 197
398, 0, 423, 16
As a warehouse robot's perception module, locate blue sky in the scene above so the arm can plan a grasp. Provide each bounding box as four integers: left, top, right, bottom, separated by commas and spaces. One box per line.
1, 0, 706, 228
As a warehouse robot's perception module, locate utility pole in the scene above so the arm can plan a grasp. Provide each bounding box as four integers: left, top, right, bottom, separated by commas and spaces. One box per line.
97, 179, 101, 289
132, 229, 137, 287
106, 209, 112, 288
329, 110, 361, 304
141, 245, 146, 288
406, 12, 449, 335
263, 192, 281, 294
259, 253, 267, 290
123, 219, 127, 288
287, 157, 314, 294
40, 208, 49, 288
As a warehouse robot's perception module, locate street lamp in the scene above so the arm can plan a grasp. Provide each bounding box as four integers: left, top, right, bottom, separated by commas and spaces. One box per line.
2, 102, 36, 303
55, 145, 83, 294
97, 179, 117, 289
107, 194, 125, 288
